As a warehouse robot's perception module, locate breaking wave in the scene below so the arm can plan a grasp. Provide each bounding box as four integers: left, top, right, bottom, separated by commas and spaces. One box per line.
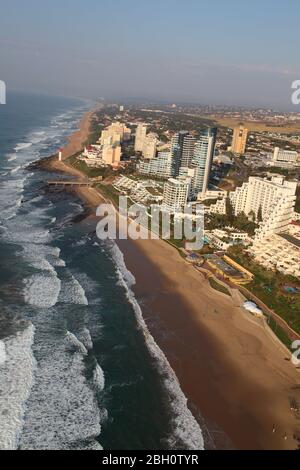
23, 272, 61, 308
0, 324, 36, 450
109, 242, 204, 450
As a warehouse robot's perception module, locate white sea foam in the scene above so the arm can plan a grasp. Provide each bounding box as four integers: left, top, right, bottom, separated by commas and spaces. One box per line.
58, 276, 88, 305
1, 104, 102, 450
10, 164, 24, 175
14, 142, 32, 152
71, 271, 103, 307
52, 258, 66, 267
110, 242, 204, 451
0, 341, 6, 364
19, 330, 101, 450
0, 177, 26, 221
0, 324, 36, 450
20, 243, 65, 272
33, 131, 46, 136
23, 273, 61, 308
66, 331, 88, 355
5, 222, 51, 244
80, 327, 93, 350
93, 363, 105, 392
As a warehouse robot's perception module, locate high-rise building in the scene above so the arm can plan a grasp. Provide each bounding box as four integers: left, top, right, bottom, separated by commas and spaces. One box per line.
171, 131, 195, 177
102, 143, 122, 166
162, 178, 190, 213
134, 123, 147, 152
178, 167, 196, 199
192, 128, 217, 197
229, 176, 297, 239
138, 152, 172, 179
231, 124, 248, 154
101, 121, 131, 145
142, 133, 158, 159
180, 134, 196, 168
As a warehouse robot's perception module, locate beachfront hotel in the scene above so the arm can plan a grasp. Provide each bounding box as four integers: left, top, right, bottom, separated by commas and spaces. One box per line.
231, 176, 297, 237
250, 231, 300, 279
210, 175, 297, 236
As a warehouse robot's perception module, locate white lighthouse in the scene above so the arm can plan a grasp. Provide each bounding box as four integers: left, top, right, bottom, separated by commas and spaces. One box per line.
58, 150, 62, 161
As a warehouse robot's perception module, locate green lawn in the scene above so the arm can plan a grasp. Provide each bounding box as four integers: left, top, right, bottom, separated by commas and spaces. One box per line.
96, 184, 120, 206
208, 277, 231, 296
67, 155, 115, 179
228, 246, 300, 336
267, 317, 293, 350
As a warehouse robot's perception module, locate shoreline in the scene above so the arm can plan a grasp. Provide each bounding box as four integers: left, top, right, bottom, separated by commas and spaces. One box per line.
36, 108, 300, 450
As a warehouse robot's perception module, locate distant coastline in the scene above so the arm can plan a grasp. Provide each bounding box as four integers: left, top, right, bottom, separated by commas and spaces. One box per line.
33, 105, 300, 450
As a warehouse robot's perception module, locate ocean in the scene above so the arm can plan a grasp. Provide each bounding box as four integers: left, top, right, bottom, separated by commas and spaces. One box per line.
0, 91, 203, 450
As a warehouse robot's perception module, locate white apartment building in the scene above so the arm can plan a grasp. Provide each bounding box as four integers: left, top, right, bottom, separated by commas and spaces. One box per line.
134, 123, 148, 152
293, 212, 300, 222
138, 152, 172, 179
202, 189, 227, 201
273, 147, 298, 163
229, 176, 297, 239
162, 178, 190, 213
209, 176, 297, 240
266, 147, 299, 168
213, 228, 249, 242
178, 167, 197, 199
205, 227, 250, 251
208, 194, 227, 215
250, 233, 300, 279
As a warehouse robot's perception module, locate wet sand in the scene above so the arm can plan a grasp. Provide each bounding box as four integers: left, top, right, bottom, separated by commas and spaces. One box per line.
118, 236, 300, 450
39, 108, 300, 450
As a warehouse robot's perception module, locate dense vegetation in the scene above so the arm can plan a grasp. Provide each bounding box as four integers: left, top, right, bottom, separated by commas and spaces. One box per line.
228, 245, 300, 337
206, 211, 257, 236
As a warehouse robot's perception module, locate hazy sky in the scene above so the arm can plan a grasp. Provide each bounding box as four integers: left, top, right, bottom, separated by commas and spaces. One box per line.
1, 0, 300, 109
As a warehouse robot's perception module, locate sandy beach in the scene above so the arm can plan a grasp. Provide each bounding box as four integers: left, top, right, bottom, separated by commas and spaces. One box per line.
118, 237, 300, 450
61, 108, 95, 160
38, 109, 300, 450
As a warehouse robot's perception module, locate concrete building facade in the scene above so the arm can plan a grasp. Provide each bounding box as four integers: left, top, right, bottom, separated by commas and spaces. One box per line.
134, 123, 148, 152
138, 152, 172, 179
192, 128, 217, 197
231, 124, 248, 154
162, 178, 190, 213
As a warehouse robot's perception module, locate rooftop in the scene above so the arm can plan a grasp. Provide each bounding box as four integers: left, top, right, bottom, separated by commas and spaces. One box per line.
279, 233, 300, 249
